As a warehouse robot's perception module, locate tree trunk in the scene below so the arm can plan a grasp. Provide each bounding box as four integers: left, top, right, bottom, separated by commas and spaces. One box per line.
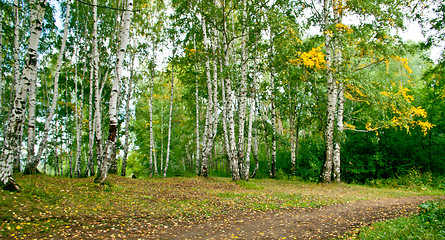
194, 40, 200, 176
221, 60, 230, 176
319, 0, 337, 183
269, 26, 277, 179
11, 0, 21, 173
250, 42, 259, 179
164, 50, 175, 178
26, 62, 37, 172
333, 84, 344, 182
86, 60, 95, 177
0, 9, 4, 114
1, 0, 46, 191
200, 17, 214, 178
290, 109, 296, 176
74, 60, 85, 178
332, 0, 343, 183
149, 47, 156, 177
93, 0, 104, 178
121, 55, 135, 177
223, 18, 240, 181
96, 0, 133, 184
238, 0, 248, 179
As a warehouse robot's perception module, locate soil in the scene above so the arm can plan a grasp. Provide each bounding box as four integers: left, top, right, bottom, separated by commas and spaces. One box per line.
26, 195, 440, 239
154, 195, 438, 240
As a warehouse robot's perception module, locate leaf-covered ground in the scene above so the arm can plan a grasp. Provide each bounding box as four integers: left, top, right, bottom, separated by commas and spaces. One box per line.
1, 174, 443, 239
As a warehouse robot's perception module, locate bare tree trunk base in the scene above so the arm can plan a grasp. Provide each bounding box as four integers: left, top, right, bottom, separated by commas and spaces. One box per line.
2, 178, 20, 192
23, 164, 41, 175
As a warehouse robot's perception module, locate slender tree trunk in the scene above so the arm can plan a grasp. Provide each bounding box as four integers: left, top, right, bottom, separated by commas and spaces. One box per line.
26, 62, 37, 172
290, 108, 296, 176
222, 14, 240, 181
200, 18, 214, 178
11, 0, 21, 173
149, 47, 155, 177
238, 0, 248, 179
250, 44, 259, 179
269, 26, 277, 179
333, 84, 344, 182
0, 9, 4, 114
220, 60, 230, 175
211, 28, 219, 143
86, 61, 95, 177
319, 0, 337, 183
93, 0, 104, 177
121, 55, 135, 177
194, 40, 200, 176
332, 0, 343, 183
164, 50, 175, 178
96, 0, 133, 184
1, 0, 46, 191
74, 60, 85, 178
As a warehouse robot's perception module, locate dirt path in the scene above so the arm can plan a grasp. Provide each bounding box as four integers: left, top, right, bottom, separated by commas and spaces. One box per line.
154, 195, 437, 240
26, 195, 440, 239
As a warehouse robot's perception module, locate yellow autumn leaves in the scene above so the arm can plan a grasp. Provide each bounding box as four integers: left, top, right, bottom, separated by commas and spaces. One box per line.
289, 44, 326, 70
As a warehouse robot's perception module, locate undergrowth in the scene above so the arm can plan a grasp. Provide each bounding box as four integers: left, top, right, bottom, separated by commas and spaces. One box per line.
367, 168, 445, 191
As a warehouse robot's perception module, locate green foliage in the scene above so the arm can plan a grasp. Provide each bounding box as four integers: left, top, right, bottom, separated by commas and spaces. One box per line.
363, 169, 445, 195
346, 200, 445, 240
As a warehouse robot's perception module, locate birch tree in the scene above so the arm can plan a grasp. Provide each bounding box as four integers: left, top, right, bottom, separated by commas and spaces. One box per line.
96, 0, 133, 184
164, 49, 175, 177
121, 54, 136, 177
1, 0, 46, 191
319, 0, 337, 183
24, 2, 71, 175
93, 0, 103, 176
199, 15, 214, 177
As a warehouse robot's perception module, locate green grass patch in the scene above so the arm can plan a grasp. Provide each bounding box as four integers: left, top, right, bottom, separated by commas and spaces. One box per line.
343, 200, 445, 240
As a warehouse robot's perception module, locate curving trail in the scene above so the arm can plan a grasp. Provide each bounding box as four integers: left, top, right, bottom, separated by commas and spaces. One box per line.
155, 195, 438, 240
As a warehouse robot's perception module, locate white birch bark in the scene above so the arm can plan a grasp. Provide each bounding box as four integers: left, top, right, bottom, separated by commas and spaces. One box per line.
86, 61, 95, 177
164, 50, 175, 178
250, 44, 259, 179
320, 0, 337, 183
1, 0, 46, 190
122, 55, 135, 177
269, 26, 277, 179
200, 17, 213, 177
333, 0, 343, 183
74, 60, 85, 178
26, 62, 37, 173
149, 47, 155, 177
11, 0, 21, 172
238, 0, 248, 179
333, 84, 344, 182
0, 9, 4, 113
96, 0, 133, 184
223, 19, 240, 181
25, 3, 71, 175
93, 0, 104, 176
220, 60, 230, 172
194, 39, 200, 176
211, 28, 219, 142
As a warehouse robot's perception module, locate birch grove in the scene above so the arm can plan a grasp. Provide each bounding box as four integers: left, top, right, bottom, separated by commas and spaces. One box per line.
0, 0, 432, 190
0, 0, 46, 191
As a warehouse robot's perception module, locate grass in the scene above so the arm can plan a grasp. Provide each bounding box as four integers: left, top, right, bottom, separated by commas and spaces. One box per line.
342, 200, 445, 239
1, 173, 443, 239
